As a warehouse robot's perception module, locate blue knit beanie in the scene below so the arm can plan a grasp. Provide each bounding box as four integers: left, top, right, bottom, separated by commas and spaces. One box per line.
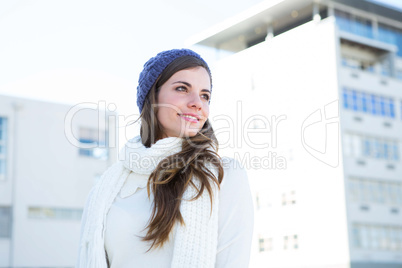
136, 48, 211, 113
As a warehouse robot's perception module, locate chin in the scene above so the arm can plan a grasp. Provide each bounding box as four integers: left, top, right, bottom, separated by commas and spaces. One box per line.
182, 130, 200, 138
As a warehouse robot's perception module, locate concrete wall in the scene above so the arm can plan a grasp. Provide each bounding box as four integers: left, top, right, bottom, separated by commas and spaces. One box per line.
0, 94, 117, 267
209, 18, 350, 268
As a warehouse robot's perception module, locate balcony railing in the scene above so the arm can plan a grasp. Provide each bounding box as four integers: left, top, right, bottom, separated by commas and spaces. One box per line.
335, 10, 402, 58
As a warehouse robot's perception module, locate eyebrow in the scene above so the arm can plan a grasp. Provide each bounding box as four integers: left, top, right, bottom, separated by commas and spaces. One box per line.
172, 81, 211, 93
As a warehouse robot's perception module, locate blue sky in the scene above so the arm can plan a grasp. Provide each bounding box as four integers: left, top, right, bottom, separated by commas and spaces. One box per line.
370, 0, 402, 11
0, 0, 401, 122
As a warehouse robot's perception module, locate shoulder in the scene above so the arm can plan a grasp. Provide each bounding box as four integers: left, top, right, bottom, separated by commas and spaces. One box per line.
102, 161, 125, 178
85, 161, 126, 201
220, 156, 249, 193
95, 161, 125, 186
204, 156, 247, 179
221, 156, 248, 179
218, 156, 254, 218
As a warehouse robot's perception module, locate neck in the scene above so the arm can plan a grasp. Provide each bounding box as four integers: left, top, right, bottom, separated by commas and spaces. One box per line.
119, 135, 183, 175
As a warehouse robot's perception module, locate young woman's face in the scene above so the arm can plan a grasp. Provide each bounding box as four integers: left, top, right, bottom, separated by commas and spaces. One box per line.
156, 66, 211, 138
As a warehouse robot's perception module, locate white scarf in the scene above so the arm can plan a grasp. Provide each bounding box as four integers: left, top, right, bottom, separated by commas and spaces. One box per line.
77, 135, 219, 268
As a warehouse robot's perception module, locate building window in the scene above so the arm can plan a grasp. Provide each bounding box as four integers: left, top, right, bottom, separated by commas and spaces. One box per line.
335, 10, 402, 59
283, 236, 288, 250
282, 190, 296, 206
341, 56, 376, 72
293, 234, 298, 249
335, 10, 373, 39
256, 192, 260, 210
352, 225, 361, 248
255, 191, 273, 209
352, 223, 402, 251
290, 191, 296, 205
79, 127, 108, 160
283, 234, 298, 250
259, 236, 264, 252
258, 235, 273, 252
28, 207, 83, 221
344, 132, 400, 161
378, 23, 402, 58
401, 100, 402, 120
0, 206, 12, 238
251, 118, 266, 129
349, 177, 402, 206
396, 69, 402, 80
0, 117, 8, 181
342, 88, 395, 119
94, 173, 102, 184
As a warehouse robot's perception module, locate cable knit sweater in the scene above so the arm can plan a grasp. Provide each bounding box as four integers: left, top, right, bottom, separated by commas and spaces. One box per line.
76, 135, 254, 268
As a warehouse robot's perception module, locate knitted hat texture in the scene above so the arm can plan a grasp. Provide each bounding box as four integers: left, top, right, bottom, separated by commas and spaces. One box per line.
136, 48, 211, 113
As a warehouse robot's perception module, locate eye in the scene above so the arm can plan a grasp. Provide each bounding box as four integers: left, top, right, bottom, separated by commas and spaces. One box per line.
201, 94, 210, 101
175, 86, 187, 92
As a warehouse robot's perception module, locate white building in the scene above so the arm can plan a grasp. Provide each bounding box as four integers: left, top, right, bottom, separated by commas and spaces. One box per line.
191, 0, 402, 267
0, 94, 117, 267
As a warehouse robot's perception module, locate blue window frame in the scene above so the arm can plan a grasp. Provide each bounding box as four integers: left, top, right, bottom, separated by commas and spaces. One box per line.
335, 10, 374, 40
335, 11, 402, 58
361, 93, 368, 112
393, 145, 399, 161
352, 225, 361, 248
0, 207, 11, 238
343, 90, 349, 109
390, 102, 395, 118
384, 144, 389, 160
374, 141, 383, 159
342, 88, 396, 119
79, 128, 108, 160
357, 135, 400, 162
342, 89, 348, 108
352, 91, 358, 111
378, 23, 402, 58
371, 95, 376, 115
335, 9, 402, 74
341, 58, 348, 67
363, 139, 371, 157
384, 98, 390, 117
380, 97, 386, 116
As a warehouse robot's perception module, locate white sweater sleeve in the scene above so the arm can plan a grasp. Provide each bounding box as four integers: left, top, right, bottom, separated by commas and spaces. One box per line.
215, 158, 254, 268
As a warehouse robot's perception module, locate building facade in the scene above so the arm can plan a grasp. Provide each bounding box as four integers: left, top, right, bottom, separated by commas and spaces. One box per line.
192, 0, 402, 267
0, 95, 117, 267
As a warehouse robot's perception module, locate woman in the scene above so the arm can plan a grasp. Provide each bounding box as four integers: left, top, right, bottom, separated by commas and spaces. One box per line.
77, 48, 254, 268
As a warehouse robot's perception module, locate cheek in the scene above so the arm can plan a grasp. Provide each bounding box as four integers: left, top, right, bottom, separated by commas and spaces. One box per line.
161, 93, 180, 106
157, 107, 178, 124
156, 108, 166, 124
203, 104, 210, 118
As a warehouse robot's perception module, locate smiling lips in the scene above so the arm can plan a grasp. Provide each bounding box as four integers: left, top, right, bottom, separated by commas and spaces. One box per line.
178, 113, 200, 123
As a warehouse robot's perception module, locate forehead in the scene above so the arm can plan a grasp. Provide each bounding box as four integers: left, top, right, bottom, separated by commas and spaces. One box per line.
169, 67, 211, 85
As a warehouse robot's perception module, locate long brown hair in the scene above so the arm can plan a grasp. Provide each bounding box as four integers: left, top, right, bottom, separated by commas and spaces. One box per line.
137, 55, 224, 252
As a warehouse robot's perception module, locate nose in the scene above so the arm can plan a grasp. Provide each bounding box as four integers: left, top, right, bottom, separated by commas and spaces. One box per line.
187, 92, 203, 110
